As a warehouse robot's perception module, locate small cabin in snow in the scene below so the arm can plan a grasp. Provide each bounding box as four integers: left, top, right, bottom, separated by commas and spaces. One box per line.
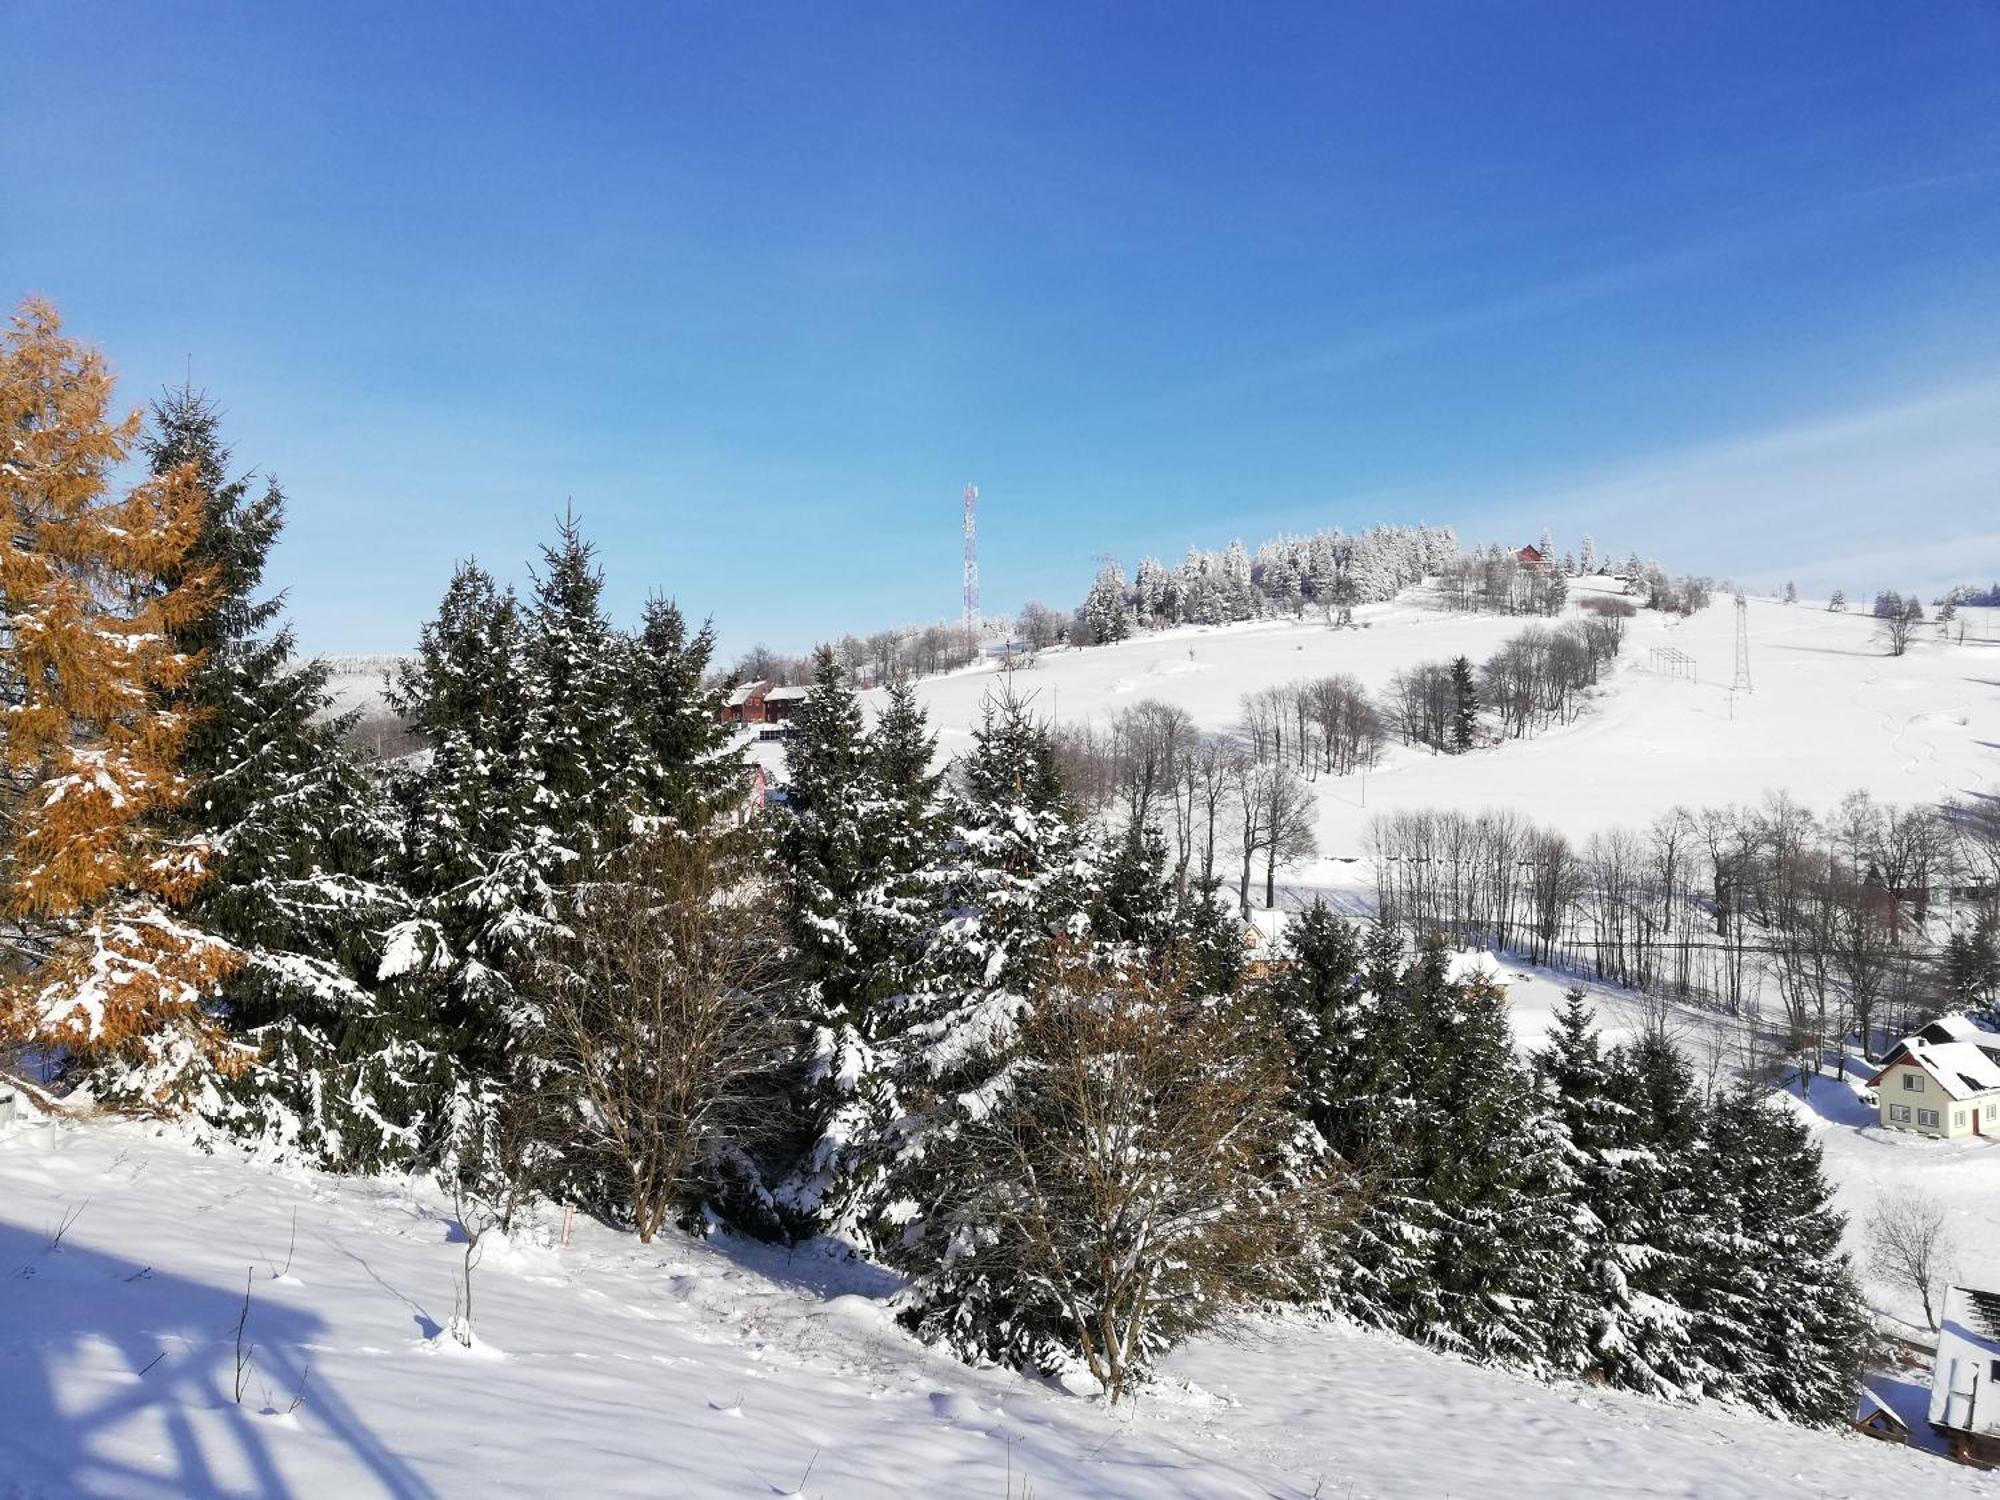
1866, 1016, 2000, 1138
1931, 1285, 2000, 1467
1515, 544, 1548, 570
1853, 1387, 1910, 1445
721, 680, 774, 724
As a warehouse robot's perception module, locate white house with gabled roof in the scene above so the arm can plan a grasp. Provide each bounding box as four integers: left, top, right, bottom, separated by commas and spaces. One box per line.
1867, 1015, 2000, 1138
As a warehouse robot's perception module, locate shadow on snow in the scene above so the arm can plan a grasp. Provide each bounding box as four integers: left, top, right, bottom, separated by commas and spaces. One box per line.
0, 1219, 431, 1499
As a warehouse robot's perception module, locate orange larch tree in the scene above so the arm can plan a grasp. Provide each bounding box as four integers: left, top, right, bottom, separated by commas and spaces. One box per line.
0, 297, 243, 1105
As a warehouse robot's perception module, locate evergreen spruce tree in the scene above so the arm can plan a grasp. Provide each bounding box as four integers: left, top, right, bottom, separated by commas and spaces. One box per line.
1268, 902, 1370, 1138
878, 688, 1097, 1313
858, 680, 948, 1034
1689, 1087, 1868, 1422
630, 596, 747, 837
1406, 959, 1588, 1366
775, 656, 945, 1231
389, 563, 551, 1073
523, 511, 652, 853
1943, 915, 2000, 1017
1536, 999, 1702, 1397
1091, 823, 1179, 955
1597, 1034, 1720, 1396
1330, 941, 1588, 1365
1449, 655, 1479, 753
142, 389, 447, 1165
776, 647, 874, 1016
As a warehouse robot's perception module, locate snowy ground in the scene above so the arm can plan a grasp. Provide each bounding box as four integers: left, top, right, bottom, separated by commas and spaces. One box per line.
3, 1106, 1993, 1499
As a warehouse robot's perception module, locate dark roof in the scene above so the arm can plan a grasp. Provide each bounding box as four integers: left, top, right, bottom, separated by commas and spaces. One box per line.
1966, 1288, 2000, 1341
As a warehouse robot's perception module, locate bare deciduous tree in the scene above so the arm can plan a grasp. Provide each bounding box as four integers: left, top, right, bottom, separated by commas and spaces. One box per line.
1232, 760, 1317, 917
435, 1082, 552, 1346
1866, 1185, 1955, 1331
1875, 600, 1922, 657
528, 830, 792, 1243
1111, 700, 1195, 842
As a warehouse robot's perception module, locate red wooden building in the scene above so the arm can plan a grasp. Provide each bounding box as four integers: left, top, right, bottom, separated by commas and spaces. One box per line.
721, 679, 774, 724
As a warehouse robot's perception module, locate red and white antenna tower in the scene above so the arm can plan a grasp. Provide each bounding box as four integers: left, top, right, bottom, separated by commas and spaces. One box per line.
962, 482, 980, 641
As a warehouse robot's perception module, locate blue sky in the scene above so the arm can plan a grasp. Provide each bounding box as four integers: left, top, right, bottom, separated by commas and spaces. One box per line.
5, 2, 1998, 657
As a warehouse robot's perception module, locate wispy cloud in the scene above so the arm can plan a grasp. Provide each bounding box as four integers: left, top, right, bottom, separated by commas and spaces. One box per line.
1495, 378, 2000, 592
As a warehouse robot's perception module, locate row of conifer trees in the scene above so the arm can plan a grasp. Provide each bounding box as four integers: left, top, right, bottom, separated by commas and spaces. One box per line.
0, 300, 1865, 1416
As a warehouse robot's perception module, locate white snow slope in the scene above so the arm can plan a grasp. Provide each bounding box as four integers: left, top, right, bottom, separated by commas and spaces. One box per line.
882, 587, 2000, 870
2, 1108, 1992, 1500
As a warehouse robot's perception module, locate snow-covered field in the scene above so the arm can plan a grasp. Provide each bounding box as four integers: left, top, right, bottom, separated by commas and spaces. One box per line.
3, 1106, 1994, 1500
881, 589, 2000, 872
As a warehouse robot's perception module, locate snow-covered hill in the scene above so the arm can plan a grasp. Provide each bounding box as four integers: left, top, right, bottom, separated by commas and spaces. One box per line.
2, 1107, 1991, 1500
320, 655, 411, 721
881, 587, 2000, 870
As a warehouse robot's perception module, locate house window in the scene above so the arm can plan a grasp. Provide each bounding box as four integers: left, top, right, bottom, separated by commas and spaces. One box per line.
1890, 1104, 1912, 1123
1903, 1073, 1924, 1092
1955, 1110, 1967, 1128
1918, 1108, 1939, 1128
1986, 1102, 1997, 1121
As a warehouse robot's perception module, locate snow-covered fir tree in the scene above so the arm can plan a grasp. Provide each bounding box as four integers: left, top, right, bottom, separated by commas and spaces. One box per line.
1368, 947, 1589, 1368
875, 689, 1098, 1335
523, 512, 654, 852
630, 596, 747, 837
1534, 998, 1703, 1398
775, 650, 935, 1229
1082, 560, 1132, 643
1449, 655, 1479, 752
1685, 1085, 1868, 1422
388, 562, 553, 1074
1132, 556, 1170, 627
143, 389, 448, 1167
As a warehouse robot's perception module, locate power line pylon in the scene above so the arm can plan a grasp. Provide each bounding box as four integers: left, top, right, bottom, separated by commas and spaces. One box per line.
962, 483, 980, 643
1730, 593, 1753, 697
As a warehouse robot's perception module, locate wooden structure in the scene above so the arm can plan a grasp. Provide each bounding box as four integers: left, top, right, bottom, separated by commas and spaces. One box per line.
1852, 1388, 1910, 1445
763, 684, 810, 723
721, 679, 773, 724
